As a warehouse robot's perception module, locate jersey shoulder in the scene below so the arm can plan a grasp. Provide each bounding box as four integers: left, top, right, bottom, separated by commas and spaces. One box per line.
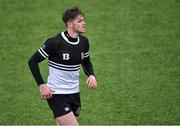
42, 33, 62, 54
46, 33, 61, 44
79, 35, 89, 46
79, 35, 88, 42
79, 35, 89, 52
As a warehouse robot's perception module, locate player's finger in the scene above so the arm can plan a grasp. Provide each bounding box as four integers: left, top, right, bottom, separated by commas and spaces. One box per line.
88, 80, 94, 88
86, 78, 90, 85
50, 89, 55, 92
46, 94, 51, 99
87, 79, 92, 88
94, 83, 97, 88
44, 94, 51, 100
45, 94, 49, 99
41, 95, 46, 100
87, 81, 92, 88
90, 79, 95, 85
93, 80, 97, 88
49, 93, 52, 99
91, 80, 97, 88
92, 83, 97, 88
48, 92, 53, 99
90, 82, 95, 88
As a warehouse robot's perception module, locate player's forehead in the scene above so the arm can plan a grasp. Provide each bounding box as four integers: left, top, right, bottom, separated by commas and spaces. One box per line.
74, 14, 84, 21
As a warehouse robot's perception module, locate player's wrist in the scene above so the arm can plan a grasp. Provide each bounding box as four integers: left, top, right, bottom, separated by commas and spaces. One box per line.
39, 83, 46, 87
89, 74, 96, 78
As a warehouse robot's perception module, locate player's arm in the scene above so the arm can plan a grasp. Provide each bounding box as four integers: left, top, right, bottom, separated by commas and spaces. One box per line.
81, 38, 97, 89
28, 38, 55, 99
81, 56, 97, 89
81, 56, 95, 76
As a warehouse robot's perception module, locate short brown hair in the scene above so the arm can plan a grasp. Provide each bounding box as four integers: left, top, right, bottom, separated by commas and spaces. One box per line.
62, 7, 84, 25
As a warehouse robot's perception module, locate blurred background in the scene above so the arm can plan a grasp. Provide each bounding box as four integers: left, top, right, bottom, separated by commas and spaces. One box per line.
0, 0, 179, 125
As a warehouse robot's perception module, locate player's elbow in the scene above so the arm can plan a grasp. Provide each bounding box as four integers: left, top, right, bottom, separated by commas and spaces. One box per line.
28, 57, 35, 68
28, 58, 32, 67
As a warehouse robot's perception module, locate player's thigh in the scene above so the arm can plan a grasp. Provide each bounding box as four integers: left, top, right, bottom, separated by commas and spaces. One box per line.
56, 111, 78, 125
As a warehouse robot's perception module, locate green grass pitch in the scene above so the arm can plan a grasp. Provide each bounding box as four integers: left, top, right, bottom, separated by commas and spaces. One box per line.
0, 0, 179, 125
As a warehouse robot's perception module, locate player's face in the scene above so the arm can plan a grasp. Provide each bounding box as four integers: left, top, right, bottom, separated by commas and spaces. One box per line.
72, 15, 86, 33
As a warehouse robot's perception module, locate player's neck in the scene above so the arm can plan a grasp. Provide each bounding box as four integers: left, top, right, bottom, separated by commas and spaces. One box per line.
67, 29, 79, 38
64, 30, 78, 42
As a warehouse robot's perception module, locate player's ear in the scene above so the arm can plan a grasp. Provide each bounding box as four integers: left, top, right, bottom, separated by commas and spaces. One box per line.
67, 21, 73, 28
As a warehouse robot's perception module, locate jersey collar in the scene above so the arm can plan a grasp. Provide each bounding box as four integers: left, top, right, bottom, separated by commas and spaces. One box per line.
61, 32, 79, 45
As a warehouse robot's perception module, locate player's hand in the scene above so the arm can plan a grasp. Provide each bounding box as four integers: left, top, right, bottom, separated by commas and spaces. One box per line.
39, 84, 55, 100
86, 75, 97, 89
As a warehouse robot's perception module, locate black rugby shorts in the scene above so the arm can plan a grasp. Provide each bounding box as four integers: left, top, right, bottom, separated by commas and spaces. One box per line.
47, 93, 81, 118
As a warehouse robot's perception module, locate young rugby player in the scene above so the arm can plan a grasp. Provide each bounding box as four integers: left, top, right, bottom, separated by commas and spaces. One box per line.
28, 7, 97, 125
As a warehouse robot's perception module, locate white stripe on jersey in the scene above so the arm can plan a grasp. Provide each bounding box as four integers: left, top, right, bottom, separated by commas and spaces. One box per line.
49, 60, 80, 71
49, 64, 80, 71
61, 32, 80, 45
49, 60, 80, 68
84, 51, 89, 58
84, 51, 89, 55
38, 49, 48, 59
40, 47, 49, 57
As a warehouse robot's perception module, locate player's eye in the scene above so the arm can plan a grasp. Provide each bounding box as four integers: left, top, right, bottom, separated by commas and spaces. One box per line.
77, 20, 82, 23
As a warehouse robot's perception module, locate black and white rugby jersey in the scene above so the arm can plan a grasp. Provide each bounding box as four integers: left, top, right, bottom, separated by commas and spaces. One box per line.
28, 31, 95, 94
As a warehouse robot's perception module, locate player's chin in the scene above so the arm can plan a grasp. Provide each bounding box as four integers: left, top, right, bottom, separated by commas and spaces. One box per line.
79, 28, 86, 33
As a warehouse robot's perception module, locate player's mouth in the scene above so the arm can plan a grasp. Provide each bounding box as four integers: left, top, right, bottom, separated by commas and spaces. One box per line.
82, 27, 86, 31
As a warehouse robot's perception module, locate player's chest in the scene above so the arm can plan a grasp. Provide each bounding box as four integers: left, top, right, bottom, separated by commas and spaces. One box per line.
56, 43, 85, 63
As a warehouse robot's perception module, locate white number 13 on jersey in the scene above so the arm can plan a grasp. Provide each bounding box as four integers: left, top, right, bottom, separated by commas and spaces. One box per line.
63, 53, 70, 60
